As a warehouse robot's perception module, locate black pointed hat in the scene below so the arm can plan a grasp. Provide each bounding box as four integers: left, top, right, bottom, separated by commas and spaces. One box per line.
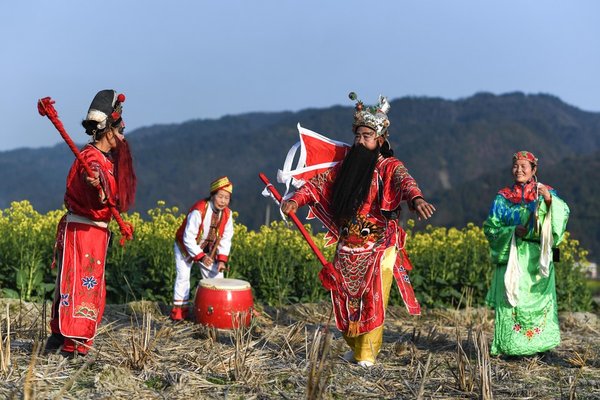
85, 89, 126, 130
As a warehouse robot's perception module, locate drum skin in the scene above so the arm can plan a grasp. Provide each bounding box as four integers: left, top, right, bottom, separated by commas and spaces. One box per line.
194, 278, 253, 329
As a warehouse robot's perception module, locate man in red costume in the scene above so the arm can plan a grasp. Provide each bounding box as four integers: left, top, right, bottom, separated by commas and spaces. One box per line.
170, 177, 235, 321
282, 93, 435, 367
46, 90, 137, 356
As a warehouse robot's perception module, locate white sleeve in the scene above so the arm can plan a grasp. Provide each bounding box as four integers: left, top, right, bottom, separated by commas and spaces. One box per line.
182, 210, 204, 259
217, 213, 234, 258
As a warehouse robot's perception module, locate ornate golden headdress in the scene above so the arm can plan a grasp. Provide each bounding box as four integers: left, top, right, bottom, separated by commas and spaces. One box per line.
349, 92, 390, 137
210, 176, 233, 194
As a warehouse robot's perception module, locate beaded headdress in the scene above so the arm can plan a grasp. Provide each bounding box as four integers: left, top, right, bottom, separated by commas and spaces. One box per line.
349, 92, 390, 137
512, 150, 538, 166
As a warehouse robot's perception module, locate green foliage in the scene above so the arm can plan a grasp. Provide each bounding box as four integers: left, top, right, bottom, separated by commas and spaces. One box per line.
587, 279, 600, 296
144, 375, 167, 391
402, 221, 493, 309
229, 221, 333, 306
401, 220, 593, 312
106, 201, 183, 303
0, 201, 61, 301
553, 233, 593, 311
0, 201, 593, 312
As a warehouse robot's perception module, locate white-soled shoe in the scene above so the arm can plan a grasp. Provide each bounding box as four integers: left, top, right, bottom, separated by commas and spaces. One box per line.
342, 350, 355, 362
357, 360, 374, 368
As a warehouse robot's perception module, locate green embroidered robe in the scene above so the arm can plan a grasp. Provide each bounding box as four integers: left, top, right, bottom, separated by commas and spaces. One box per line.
483, 181, 569, 356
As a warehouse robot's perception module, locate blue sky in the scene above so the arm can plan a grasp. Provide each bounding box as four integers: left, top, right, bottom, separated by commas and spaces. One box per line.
1, 1, 599, 151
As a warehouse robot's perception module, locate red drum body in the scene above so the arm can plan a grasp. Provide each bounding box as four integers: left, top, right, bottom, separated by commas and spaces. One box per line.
194, 278, 253, 329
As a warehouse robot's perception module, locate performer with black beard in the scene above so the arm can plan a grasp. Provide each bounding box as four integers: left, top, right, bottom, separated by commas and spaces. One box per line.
282, 93, 435, 367
46, 90, 137, 356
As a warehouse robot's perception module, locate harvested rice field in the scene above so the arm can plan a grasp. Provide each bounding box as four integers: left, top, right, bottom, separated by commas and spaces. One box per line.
0, 299, 598, 399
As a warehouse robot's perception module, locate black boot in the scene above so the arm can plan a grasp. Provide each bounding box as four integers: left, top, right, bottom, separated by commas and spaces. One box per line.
45, 333, 65, 352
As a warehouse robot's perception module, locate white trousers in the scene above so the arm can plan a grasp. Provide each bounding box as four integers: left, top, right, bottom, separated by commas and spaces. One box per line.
173, 242, 223, 305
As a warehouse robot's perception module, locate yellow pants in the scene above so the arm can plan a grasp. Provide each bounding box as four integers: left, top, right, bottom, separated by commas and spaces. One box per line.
343, 247, 395, 363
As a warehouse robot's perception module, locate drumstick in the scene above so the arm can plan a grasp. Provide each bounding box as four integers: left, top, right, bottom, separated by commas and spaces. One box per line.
202, 211, 225, 269
208, 233, 221, 261
209, 235, 229, 273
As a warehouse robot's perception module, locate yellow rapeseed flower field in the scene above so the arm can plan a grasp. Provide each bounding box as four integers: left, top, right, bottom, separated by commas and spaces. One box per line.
0, 201, 592, 310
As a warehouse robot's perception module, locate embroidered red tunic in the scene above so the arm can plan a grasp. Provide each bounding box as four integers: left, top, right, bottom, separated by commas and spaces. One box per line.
64, 144, 117, 222
52, 145, 116, 340
290, 156, 423, 335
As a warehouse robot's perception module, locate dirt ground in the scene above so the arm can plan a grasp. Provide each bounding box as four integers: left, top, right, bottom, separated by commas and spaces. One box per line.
0, 299, 598, 399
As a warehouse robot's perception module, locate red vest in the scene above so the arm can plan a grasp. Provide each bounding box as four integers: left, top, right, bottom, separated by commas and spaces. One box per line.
175, 200, 231, 257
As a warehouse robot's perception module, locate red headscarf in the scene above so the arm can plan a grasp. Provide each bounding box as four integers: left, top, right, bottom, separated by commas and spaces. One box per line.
512, 150, 538, 166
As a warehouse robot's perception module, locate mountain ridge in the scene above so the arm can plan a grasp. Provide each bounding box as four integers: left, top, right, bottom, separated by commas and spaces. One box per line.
1, 91, 598, 257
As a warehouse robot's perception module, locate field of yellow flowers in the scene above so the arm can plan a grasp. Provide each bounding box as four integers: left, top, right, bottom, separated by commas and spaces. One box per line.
0, 200, 593, 311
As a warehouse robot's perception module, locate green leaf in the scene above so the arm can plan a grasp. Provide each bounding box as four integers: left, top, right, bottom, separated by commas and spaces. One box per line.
41, 283, 56, 293
1, 288, 20, 298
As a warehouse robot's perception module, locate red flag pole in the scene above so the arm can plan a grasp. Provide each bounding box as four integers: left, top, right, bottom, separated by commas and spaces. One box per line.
37, 97, 133, 245
259, 173, 330, 267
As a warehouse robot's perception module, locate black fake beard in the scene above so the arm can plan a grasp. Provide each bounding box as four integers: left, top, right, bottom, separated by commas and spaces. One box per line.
330, 144, 379, 225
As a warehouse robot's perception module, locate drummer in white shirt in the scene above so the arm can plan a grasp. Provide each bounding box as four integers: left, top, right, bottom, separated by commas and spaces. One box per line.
170, 176, 235, 321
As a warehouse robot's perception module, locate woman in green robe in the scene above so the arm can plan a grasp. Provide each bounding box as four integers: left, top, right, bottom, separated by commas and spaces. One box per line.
484, 151, 569, 356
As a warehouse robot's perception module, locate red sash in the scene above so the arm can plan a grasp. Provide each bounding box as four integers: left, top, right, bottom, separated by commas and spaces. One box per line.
58, 221, 109, 340
393, 248, 421, 315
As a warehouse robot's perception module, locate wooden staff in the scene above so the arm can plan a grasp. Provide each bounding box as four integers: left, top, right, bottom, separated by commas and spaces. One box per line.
259, 173, 330, 268
259, 173, 338, 291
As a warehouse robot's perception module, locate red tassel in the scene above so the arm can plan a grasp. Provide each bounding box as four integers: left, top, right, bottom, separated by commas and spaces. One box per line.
117, 93, 126, 103
118, 221, 135, 246
113, 138, 137, 212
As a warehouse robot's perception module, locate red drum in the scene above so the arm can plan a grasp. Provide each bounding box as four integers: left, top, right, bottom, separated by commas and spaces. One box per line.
194, 278, 254, 329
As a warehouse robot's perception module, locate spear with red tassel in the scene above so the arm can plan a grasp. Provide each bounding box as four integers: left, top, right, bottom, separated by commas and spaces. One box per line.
37, 97, 134, 245
259, 173, 337, 290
